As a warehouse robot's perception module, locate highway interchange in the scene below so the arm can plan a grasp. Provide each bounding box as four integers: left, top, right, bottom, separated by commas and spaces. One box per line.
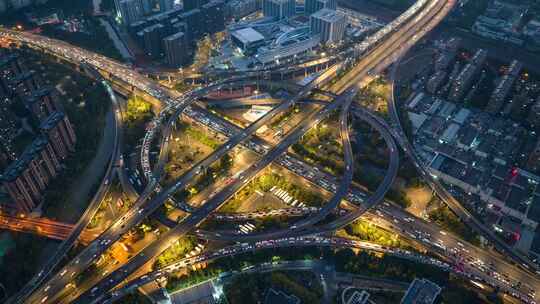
2, 0, 540, 303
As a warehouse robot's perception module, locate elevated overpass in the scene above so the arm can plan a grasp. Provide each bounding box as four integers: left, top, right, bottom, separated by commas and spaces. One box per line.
0, 214, 97, 244
9, 1, 521, 303
71, 0, 447, 301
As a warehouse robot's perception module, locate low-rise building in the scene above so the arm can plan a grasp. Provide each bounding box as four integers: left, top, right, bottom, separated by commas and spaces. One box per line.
231, 27, 266, 54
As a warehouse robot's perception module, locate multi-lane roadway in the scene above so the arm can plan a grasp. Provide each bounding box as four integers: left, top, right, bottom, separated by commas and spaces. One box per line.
7, 0, 534, 303
4, 64, 123, 304
71, 0, 454, 301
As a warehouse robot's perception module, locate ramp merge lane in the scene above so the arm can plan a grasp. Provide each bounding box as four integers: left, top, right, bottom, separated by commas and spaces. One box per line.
76, 0, 448, 299
0, 0, 460, 303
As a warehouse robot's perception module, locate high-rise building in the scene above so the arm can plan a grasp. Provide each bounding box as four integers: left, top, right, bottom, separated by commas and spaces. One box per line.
0, 53, 26, 76
0, 50, 76, 213
0, 0, 7, 13
262, 0, 295, 20
225, 0, 262, 20
39, 112, 76, 160
183, 0, 208, 11
449, 49, 487, 102
1, 136, 59, 212
0, 0, 49, 13
0, 52, 27, 162
163, 32, 190, 68
141, 0, 153, 14
527, 138, 540, 173
310, 8, 346, 44
142, 23, 167, 58
8, 71, 40, 99
159, 0, 174, 12
486, 60, 522, 114
202, 0, 225, 34
528, 95, 540, 128
180, 8, 203, 40
0, 94, 19, 162
118, 0, 144, 25
25, 87, 63, 122
305, 0, 336, 15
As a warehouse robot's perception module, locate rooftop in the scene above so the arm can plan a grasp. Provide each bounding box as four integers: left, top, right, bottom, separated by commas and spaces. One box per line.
232, 27, 266, 44
164, 32, 185, 41
311, 8, 345, 23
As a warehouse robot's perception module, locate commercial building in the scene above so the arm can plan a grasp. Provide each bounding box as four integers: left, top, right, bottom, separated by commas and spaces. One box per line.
231, 27, 266, 54
262, 0, 296, 20
163, 32, 190, 67
304, 0, 336, 15
400, 278, 441, 304
310, 8, 346, 44
255, 34, 320, 64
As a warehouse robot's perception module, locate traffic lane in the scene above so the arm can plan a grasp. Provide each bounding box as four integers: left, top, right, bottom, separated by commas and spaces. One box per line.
16, 71, 122, 304
384, 0, 537, 274
76, 87, 349, 303
196, 89, 402, 242
376, 203, 540, 296
196, 92, 356, 242
4, 0, 440, 302
97, 235, 451, 304
64, 63, 342, 302
29, 77, 292, 304
328, 0, 444, 94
